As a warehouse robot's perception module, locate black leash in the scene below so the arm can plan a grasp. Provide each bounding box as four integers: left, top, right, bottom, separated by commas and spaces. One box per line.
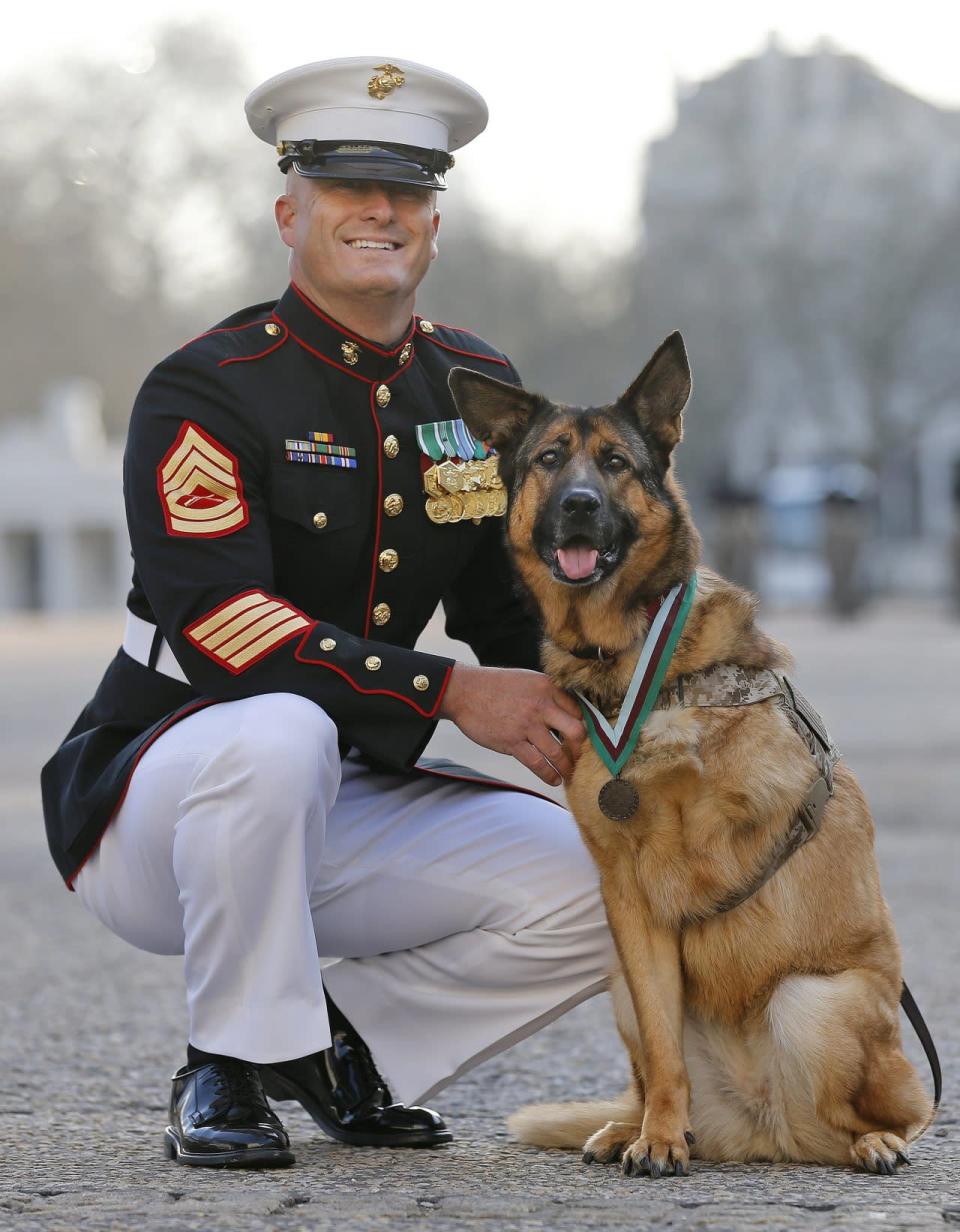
901, 980, 942, 1118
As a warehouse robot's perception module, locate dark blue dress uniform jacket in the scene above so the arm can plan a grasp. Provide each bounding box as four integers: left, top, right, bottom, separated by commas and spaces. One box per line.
41, 283, 542, 886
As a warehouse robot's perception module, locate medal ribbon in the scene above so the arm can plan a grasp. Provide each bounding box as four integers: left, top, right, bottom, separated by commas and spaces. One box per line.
575, 575, 697, 777
417, 419, 487, 463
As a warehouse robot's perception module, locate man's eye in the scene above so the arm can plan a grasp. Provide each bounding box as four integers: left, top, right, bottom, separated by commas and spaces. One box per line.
538, 449, 560, 467
605, 454, 628, 472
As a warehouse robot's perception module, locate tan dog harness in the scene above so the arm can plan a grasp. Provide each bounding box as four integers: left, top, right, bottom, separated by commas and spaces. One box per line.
653, 664, 841, 917
651, 664, 941, 1119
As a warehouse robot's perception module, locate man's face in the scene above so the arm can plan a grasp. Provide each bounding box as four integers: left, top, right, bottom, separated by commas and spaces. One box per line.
276, 176, 440, 304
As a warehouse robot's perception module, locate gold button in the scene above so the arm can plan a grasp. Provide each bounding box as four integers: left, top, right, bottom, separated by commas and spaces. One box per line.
319, 637, 337, 651
372, 602, 391, 626
399, 342, 412, 365
378, 548, 399, 572
312, 511, 328, 530
413, 674, 430, 691
264, 322, 281, 336
375, 384, 391, 408
383, 435, 399, 459
365, 655, 382, 671
383, 493, 404, 517
419, 320, 435, 334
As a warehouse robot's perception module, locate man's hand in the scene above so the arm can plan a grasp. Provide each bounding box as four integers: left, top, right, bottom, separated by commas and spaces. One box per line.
439, 664, 586, 787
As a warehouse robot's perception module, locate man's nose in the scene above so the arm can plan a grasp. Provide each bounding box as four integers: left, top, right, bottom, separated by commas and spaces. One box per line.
359, 187, 394, 218
560, 488, 602, 516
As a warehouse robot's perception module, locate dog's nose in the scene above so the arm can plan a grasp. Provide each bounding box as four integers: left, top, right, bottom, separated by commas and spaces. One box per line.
561, 488, 601, 516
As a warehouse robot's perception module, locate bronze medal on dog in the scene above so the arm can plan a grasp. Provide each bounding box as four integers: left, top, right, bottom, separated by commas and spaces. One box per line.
598, 777, 639, 822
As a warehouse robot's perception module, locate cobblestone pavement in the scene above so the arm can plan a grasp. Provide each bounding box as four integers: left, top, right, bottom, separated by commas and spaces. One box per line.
1, 605, 957, 1231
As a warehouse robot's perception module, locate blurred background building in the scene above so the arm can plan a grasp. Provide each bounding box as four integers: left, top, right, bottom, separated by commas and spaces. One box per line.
1, 28, 959, 613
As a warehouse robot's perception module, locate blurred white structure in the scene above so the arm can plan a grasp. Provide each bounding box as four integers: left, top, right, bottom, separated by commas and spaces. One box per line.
0, 381, 129, 611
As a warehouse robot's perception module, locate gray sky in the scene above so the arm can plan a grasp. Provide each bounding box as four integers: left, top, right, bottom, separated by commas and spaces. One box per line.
10, 1, 960, 255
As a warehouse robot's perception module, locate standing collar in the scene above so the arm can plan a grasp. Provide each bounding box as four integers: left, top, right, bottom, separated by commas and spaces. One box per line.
273, 282, 417, 382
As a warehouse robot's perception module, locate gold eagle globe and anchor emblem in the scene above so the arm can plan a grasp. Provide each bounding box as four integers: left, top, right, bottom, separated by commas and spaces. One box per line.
368, 64, 406, 100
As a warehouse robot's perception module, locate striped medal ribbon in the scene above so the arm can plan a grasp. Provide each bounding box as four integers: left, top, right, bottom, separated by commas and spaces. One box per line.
575, 575, 697, 821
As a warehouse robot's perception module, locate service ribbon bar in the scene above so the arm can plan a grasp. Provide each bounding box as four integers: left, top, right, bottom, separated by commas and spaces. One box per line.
284, 450, 357, 468
285, 439, 356, 457
576, 575, 697, 777
307, 432, 335, 443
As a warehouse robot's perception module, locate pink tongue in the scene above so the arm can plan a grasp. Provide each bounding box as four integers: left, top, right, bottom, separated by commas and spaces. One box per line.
556, 545, 599, 580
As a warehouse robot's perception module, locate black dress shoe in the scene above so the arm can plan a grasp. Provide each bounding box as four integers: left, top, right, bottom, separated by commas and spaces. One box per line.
165, 1059, 295, 1168
259, 1016, 452, 1148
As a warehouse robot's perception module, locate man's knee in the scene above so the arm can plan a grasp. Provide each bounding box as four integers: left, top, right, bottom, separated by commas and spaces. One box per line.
208, 692, 340, 804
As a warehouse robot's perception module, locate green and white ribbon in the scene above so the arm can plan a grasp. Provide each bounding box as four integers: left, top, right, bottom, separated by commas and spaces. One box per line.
576, 575, 697, 777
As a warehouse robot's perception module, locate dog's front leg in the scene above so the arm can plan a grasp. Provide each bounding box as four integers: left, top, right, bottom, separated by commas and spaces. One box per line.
601, 868, 691, 1178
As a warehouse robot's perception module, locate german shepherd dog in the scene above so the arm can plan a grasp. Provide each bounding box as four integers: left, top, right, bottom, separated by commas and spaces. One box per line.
448, 335, 932, 1177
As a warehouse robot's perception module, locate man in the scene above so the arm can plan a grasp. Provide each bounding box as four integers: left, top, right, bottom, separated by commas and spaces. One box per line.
41, 57, 612, 1169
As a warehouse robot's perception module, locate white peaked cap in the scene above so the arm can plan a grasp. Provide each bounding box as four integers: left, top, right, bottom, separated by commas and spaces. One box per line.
245, 57, 489, 155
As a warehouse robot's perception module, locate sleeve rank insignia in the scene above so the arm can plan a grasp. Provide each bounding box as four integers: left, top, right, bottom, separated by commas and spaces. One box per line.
184, 589, 312, 673
415, 419, 505, 524
284, 432, 358, 468
158, 421, 249, 538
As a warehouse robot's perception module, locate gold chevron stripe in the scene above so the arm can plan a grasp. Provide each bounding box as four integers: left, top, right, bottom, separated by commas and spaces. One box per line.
227, 615, 310, 668
187, 592, 270, 641
161, 425, 234, 482
168, 503, 246, 535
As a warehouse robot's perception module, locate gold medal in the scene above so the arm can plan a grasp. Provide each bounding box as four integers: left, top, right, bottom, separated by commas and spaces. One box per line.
437, 460, 466, 493
425, 495, 452, 524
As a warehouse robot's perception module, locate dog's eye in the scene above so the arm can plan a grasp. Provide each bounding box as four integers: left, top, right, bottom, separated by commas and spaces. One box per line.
604, 454, 629, 473
537, 449, 560, 468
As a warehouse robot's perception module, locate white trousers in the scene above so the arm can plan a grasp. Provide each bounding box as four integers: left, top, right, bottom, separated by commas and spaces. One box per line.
73, 693, 613, 1105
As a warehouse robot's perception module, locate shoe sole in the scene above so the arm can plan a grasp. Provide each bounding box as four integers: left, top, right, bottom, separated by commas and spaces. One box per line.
164, 1127, 295, 1169
260, 1069, 453, 1148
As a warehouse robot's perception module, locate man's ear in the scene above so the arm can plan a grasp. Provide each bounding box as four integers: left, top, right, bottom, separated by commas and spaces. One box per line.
619, 332, 691, 455
448, 368, 539, 451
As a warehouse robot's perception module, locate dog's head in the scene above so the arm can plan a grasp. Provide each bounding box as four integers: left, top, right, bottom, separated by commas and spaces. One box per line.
449, 333, 697, 610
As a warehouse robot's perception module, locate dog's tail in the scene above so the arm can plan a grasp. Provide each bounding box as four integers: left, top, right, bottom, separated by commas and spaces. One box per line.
507, 1092, 636, 1150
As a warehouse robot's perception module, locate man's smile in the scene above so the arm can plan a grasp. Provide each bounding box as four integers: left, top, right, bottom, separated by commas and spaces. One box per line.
346, 239, 402, 250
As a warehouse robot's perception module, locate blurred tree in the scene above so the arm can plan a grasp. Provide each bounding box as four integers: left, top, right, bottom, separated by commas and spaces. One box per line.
0, 22, 277, 432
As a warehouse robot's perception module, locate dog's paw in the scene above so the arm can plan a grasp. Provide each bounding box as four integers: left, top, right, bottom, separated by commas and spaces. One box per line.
620, 1126, 692, 1179
851, 1132, 911, 1176
582, 1120, 644, 1166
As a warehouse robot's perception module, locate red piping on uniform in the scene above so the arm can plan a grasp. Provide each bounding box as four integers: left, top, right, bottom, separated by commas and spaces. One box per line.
219, 319, 289, 366
412, 763, 556, 805
295, 638, 453, 719
363, 383, 385, 636
179, 318, 276, 349
156, 420, 250, 539
66, 698, 218, 890
291, 282, 416, 356
285, 327, 375, 383
184, 588, 317, 676
417, 332, 510, 366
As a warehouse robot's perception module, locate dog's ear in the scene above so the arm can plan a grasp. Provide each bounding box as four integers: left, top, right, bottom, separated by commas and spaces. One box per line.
448, 368, 539, 451
619, 332, 691, 454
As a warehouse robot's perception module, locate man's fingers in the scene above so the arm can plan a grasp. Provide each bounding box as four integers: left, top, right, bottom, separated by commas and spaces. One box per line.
545, 706, 586, 750
516, 741, 563, 788
551, 688, 584, 720
530, 733, 573, 781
